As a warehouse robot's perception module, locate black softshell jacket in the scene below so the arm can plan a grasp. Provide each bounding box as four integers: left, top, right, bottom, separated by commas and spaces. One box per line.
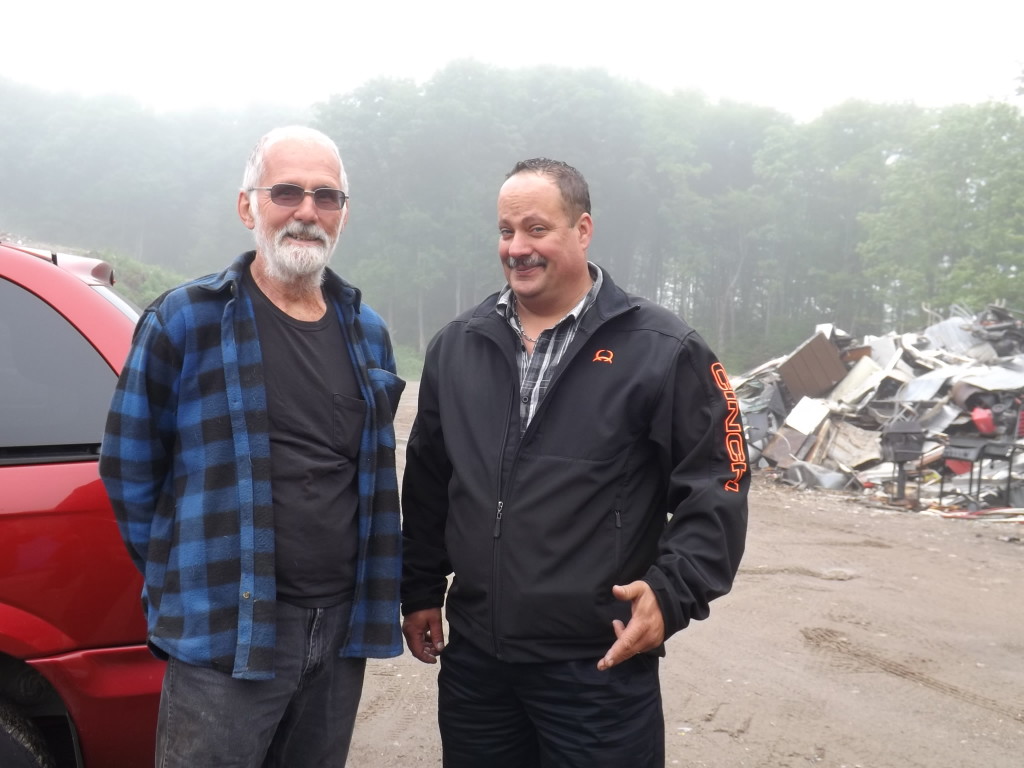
401, 269, 749, 663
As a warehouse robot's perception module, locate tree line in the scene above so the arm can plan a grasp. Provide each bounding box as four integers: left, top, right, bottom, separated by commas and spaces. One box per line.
3, 63, 1024, 372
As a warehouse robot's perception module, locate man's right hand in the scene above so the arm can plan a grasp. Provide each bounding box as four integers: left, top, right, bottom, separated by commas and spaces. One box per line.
402, 608, 446, 664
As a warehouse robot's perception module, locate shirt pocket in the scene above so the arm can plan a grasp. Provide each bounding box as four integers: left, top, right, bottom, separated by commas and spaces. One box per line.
333, 393, 367, 459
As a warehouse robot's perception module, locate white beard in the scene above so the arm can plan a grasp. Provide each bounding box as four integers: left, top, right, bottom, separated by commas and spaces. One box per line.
253, 216, 339, 291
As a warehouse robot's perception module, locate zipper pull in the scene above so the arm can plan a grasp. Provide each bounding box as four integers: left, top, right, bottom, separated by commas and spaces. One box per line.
493, 501, 504, 538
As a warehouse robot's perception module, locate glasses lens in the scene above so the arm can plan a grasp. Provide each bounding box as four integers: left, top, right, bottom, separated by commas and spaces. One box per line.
269, 184, 305, 206
313, 189, 345, 211
265, 184, 345, 210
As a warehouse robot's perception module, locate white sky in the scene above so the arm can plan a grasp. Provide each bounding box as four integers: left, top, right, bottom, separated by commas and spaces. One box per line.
4, 1, 1022, 122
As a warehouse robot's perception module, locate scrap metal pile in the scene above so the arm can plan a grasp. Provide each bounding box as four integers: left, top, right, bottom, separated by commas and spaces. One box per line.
735, 304, 1024, 515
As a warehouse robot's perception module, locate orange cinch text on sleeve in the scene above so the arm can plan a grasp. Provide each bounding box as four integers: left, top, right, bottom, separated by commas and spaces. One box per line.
710, 362, 748, 492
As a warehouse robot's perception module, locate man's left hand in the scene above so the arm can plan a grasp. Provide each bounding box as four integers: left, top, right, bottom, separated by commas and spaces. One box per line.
597, 580, 665, 671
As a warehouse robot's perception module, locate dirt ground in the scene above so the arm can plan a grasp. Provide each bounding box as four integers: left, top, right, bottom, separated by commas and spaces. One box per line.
348, 383, 1024, 767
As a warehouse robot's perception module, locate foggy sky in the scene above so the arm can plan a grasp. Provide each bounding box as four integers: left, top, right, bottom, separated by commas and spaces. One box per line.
3, 0, 1022, 121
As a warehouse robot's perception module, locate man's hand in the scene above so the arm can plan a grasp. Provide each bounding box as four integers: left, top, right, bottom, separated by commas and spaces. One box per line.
403, 608, 446, 664
597, 581, 665, 671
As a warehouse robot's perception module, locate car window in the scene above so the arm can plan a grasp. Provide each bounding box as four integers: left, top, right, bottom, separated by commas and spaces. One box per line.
0, 277, 116, 453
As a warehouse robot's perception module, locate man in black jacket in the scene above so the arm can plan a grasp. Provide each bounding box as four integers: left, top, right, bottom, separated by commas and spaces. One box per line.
401, 158, 749, 767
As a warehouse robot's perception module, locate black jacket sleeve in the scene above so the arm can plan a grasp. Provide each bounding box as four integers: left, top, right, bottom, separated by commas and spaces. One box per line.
643, 329, 749, 638
400, 333, 454, 615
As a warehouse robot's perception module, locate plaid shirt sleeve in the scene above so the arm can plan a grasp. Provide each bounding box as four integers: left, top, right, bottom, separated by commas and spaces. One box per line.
100, 305, 180, 573
339, 298, 406, 658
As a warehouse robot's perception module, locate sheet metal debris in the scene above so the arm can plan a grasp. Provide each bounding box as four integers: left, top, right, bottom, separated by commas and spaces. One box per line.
736, 304, 1024, 514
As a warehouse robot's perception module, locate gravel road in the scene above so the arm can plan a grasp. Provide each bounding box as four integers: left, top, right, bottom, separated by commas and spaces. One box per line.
347, 382, 1023, 767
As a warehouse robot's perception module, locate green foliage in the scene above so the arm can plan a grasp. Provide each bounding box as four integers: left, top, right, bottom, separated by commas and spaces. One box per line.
393, 344, 425, 381
859, 103, 1024, 329
4, 70, 1024, 370
101, 251, 187, 308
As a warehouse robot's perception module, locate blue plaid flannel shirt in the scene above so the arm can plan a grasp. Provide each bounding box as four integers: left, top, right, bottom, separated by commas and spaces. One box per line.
100, 251, 405, 679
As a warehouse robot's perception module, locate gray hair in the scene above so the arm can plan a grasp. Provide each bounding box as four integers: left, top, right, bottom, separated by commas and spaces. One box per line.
241, 126, 349, 195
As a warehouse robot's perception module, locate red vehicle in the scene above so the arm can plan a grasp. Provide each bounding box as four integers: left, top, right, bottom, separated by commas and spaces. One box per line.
0, 242, 163, 767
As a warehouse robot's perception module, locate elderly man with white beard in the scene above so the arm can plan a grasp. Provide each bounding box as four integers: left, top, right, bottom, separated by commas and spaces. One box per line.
100, 126, 405, 767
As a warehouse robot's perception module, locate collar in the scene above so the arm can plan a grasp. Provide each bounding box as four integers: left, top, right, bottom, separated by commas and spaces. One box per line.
199, 250, 363, 312
496, 262, 603, 326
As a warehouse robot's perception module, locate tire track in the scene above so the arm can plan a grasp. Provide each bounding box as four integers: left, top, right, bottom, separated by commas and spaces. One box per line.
740, 565, 858, 580
802, 627, 1023, 722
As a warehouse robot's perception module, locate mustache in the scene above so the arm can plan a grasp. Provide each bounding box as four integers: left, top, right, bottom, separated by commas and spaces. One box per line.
506, 255, 546, 269
277, 222, 330, 246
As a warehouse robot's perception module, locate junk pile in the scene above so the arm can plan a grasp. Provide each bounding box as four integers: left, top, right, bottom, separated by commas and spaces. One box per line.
735, 304, 1024, 516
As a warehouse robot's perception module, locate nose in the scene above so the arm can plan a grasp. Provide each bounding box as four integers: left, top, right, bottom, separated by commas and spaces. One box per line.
292, 192, 320, 222
505, 230, 533, 258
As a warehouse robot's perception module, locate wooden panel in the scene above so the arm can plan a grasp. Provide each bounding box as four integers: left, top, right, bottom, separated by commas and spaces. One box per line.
777, 333, 848, 400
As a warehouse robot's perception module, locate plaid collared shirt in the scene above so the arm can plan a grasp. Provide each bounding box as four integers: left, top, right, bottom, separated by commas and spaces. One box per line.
100, 251, 405, 679
496, 264, 603, 433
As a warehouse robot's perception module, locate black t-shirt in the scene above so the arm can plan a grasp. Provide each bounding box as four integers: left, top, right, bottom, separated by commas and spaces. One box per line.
246, 268, 365, 608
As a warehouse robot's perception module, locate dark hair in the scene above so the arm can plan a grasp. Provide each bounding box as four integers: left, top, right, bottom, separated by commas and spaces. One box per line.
506, 158, 591, 224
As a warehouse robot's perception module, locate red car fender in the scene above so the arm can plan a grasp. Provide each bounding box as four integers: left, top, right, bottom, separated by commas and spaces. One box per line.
29, 647, 164, 768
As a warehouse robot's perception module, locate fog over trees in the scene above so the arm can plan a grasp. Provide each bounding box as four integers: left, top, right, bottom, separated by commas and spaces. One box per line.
3, 62, 1024, 372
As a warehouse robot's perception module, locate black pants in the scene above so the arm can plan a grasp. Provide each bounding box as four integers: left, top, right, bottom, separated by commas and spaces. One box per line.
438, 634, 665, 768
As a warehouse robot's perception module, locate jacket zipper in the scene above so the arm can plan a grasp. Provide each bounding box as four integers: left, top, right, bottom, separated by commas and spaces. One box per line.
491, 355, 518, 657
480, 299, 637, 657
493, 500, 504, 537
512, 303, 639, 433
614, 509, 623, 570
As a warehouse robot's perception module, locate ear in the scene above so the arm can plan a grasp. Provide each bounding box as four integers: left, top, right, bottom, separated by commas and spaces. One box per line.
238, 190, 256, 231
576, 212, 593, 250
340, 201, 350, 233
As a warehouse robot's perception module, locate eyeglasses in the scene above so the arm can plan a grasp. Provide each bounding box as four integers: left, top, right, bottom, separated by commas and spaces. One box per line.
249, 183, 349, 211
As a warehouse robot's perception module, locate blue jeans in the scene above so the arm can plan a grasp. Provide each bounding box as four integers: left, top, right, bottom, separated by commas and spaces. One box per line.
155, 600, 366, 767
438, 634, 664, 768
